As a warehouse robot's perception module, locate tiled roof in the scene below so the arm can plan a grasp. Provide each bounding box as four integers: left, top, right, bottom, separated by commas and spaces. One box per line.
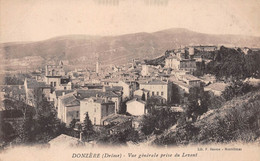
26, 78, 50, 89
105, 86, 123, 92
101, 114, 132, 123
126, 98, 146, 105
180, 59, 195, 62
169, 77, 190, 88
172, 80, 190, 88
61, 76, 70, 79
182, 74, 201, 81
83, 84, 103, 89
205, 82, 228, 92
66, 99, 80, 107
83, 97, 114, 104
166, 55, 179, 60
139, 79, 168, 85
54, 90, 74, 97
101, 77, 121, 83
48, 134, 82, 146
139, 88, 150, 92
76, 89, 119, 99
59, 92, 79, 107
45, 76, 62, 78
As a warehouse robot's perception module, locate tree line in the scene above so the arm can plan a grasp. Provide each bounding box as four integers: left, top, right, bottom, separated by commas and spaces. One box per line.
204, 46, 260, 81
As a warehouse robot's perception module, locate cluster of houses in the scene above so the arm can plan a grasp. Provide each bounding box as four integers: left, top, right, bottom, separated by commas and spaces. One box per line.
1, 45, 232, 139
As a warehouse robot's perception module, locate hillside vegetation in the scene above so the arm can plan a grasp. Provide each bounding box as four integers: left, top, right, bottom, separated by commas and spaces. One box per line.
153, 90, 260, 146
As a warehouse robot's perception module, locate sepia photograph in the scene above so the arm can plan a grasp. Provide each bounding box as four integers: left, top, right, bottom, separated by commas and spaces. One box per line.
0, 0, 260, 160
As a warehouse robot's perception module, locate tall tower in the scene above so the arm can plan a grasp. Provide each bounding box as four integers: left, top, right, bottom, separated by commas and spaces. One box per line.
132, 59, 136, 68
96, 61, 99, 74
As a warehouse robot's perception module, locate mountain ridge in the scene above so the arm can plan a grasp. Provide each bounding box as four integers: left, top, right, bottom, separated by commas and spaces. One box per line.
1, 28, 260, 66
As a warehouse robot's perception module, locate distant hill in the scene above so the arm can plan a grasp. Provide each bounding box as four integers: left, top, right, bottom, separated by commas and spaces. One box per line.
1, 28, 260, 67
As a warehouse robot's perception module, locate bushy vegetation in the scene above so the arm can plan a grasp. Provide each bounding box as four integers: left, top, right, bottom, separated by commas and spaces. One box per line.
96, 128, 140, 146
194, 61, 206, 77
146, 96, 165, 112
154, 91, 260, 146
4, 74, 31, 85
1, 98, 67, 145
197, 93, 260, 143
144, 55, 166, 66
141, 107, 180, 135
171, 83, 181, 104
222, 81, 258, 101
207, 95, 225, 110
184, 87, 210, 122
205, 46, 260, 81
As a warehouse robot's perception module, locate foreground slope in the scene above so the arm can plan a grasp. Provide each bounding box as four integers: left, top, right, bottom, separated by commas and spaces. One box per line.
153, 91, 260, 146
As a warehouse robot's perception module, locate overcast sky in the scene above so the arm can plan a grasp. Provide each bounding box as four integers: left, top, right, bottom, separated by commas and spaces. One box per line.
1, 0, 260, 43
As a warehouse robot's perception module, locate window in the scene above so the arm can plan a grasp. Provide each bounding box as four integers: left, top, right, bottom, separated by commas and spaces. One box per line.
94, 117, 96, 125
157, 92, 159, 95
76, 111, 79, 117
161, 92, 164, 96
54, 82, 56, 87
152, 92, 154, 96
50, 82, 53, 87
64, 87, 66, 90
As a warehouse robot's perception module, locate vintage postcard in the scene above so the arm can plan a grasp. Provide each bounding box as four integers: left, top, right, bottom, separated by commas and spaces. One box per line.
0, 0, 260, 161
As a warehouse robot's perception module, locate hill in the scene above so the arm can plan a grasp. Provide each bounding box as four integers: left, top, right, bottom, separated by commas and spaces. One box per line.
1, 28, 260, 67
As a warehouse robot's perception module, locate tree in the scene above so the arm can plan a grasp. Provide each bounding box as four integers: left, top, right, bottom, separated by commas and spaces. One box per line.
96, 128, 139, 145
141, 93, 146, 101
194, 61, 206, 77
69, 119, 78, 129
204, 46, 260, 81
19, 114, 35, 143
244, 51, 260, 79
1, 122, 15, 143
141, 107, 179, 135
119, 98, 131, 114
146, 96, 164, 112
185, 87, 209, 122
82, 112, 94, 141
222, 81, 254, 101
141, 114, 157, 135
4, 76, 24, 85
171, 83, 181, 104
34, 98, 66, 143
